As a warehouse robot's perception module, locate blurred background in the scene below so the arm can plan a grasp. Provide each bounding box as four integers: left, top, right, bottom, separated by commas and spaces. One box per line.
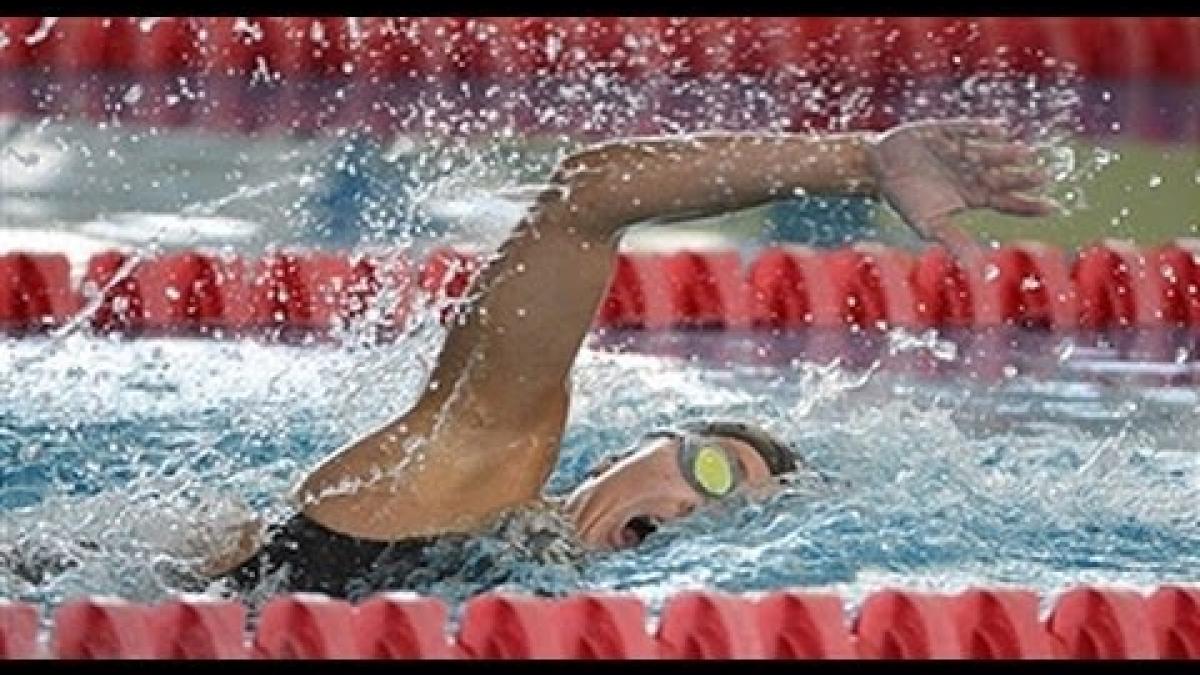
0, 17, 1196, 264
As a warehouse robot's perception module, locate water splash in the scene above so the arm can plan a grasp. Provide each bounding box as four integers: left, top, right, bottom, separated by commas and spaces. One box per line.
2, 331, 1198, 619
3, 16, 1179, 622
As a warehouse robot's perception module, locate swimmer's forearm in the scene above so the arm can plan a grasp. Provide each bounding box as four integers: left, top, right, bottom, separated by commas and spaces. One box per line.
544, 131, 878, 239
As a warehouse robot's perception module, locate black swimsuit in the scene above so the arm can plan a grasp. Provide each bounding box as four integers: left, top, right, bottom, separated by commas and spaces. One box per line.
4, 505, 582, 599
222, 513, 436, 598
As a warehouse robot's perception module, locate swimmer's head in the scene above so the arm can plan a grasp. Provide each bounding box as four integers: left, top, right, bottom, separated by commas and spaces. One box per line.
563, 420, 800, 551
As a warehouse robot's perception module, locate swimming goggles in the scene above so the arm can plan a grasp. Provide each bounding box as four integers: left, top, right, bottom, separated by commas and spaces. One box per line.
589, 429, 747, 500
672, 432, 745, 501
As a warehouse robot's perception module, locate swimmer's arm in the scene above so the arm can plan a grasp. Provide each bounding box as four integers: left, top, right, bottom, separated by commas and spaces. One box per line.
292, 131, 887, 539
562, 122, 1053, 258
426, 122, 1051, 440
294, 124, 1050, 541
549, 131, 879, 231
411, 131, 888, 419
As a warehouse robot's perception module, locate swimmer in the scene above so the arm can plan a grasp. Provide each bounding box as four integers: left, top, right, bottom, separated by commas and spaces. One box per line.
13, 120, 1057, 597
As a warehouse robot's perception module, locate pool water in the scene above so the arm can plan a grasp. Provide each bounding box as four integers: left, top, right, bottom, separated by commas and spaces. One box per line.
1, 325, 1197, 619
1, 19, 1196, 635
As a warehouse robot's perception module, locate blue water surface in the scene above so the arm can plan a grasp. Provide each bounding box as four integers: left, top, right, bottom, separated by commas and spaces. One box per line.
1, 327, 1197, 619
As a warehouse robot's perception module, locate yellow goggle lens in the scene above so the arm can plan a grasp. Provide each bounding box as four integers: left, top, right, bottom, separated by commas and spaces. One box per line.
692, 445, 734, 496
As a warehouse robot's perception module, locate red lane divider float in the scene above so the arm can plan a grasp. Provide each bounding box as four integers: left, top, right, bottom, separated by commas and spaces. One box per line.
0, 600, 37, 659
75, 249, 421, 337
656, 591, 766, 658
253, 594, 359, 659
1076, 241, 1200, 330
0, 18, 1196, 138
2, 242, 1200, 340
52, 598, 159, 659
856, 590, 963, 658
954, 589, 1056, 658
6, 585, 1198, 659
455, 594, 565, 658
0, 253, 79, 331
150, 597, 247, 659
1047, 587, 1159, 659
1148, 587, 1200, 659
557, 593, 658, 659
354, 594, 453, 659
0, 18, 1196, 85
755, 591, 856, 658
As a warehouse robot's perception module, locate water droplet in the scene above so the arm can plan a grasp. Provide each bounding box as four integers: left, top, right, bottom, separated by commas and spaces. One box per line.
983, 264, 1000, 282
18, 443, 41, 462
24, 18, 56, 46
931, 339, 957, 362
546, 34, 562, 61
1056, 340, 1075, 363
1148, 174, 1163, 188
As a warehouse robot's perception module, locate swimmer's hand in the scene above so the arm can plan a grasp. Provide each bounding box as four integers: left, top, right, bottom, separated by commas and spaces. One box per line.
176, 503, 267, 578
866, 119, 1059, 266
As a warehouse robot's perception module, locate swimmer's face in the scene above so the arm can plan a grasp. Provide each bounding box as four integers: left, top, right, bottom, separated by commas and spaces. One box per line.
563, 432, 778, 551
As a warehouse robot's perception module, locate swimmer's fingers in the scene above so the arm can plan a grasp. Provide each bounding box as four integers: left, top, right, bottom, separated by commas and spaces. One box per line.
939, 118, 1010, 141
984, 165, 1051, 194
926, 133, 1029, 177
900, 118, 1007, 139
963, 139, 1038, 169
913, 119, 1009, 156
987, 191, 1060, 217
